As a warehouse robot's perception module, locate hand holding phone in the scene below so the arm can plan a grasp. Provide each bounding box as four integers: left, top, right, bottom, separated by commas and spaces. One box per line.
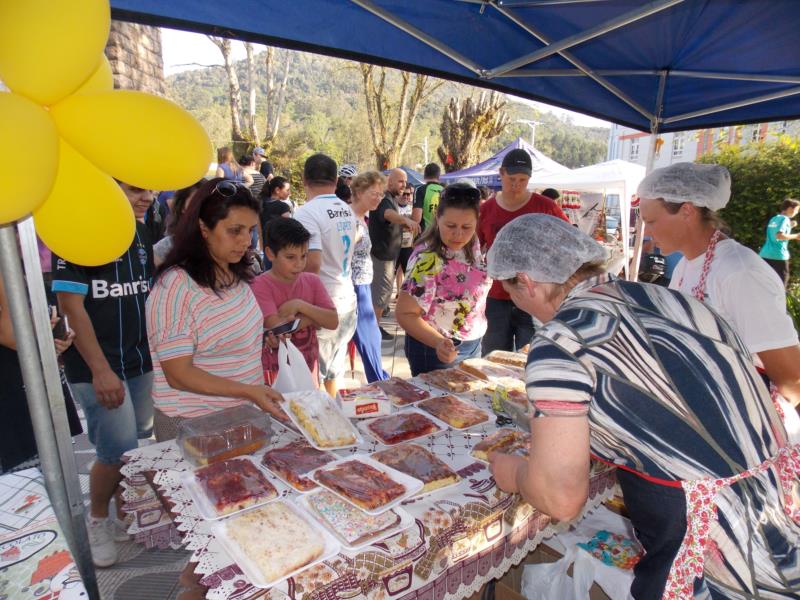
263, 319, 301, 342
52, 315, 70, 341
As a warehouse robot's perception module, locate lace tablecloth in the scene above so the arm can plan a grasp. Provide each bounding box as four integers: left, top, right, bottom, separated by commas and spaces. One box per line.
121, 384, 617, 600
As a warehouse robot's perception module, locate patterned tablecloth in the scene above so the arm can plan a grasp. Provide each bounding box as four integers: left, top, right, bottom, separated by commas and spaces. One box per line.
0, 468, 88, 600
121, 382, 617, 600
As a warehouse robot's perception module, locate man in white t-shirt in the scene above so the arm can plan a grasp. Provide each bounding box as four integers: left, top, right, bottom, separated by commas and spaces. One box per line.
294, 153, 358, 397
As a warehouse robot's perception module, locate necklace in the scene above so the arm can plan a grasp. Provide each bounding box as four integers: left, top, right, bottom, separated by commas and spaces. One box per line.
679, 229, 723, 301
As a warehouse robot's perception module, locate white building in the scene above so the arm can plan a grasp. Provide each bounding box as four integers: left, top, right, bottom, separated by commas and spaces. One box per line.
607, 121, 799, 168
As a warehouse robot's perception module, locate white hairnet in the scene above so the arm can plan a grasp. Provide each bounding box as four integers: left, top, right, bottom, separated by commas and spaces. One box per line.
636, 163, 731, 210
487, 214, 607, 284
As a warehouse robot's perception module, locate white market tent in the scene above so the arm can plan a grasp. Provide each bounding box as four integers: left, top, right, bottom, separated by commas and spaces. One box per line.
536, 159, 646, 278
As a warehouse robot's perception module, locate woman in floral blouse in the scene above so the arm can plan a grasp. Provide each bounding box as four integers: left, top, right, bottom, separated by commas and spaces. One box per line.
397, 181, 491, 375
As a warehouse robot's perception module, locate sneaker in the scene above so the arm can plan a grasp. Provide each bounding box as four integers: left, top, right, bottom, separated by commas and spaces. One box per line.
379, 327, 394, 341
111, 518, 131, 542
86, 517, 117, 567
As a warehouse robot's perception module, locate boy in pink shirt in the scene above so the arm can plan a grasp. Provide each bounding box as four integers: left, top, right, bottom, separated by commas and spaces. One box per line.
250, 218, 338, 385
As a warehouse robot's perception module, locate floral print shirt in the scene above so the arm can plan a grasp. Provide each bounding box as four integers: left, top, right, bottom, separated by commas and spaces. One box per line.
351, 219, 373, 286
401, 239, 491, 341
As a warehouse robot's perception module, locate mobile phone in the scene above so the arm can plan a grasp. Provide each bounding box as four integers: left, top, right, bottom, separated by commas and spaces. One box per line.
53, 315, 70, 340
263, 319, 300, 340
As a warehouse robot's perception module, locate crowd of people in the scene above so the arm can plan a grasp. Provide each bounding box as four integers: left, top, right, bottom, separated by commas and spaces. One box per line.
2, 141, 799, 597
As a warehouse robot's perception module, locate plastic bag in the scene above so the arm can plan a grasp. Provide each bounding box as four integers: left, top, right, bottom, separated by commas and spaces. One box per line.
272, 340, 316, 393
521, 548, 579, 600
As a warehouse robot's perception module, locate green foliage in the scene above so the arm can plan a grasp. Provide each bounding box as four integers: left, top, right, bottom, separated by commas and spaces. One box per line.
166, 48, 609, 179
697, 136, 800, 286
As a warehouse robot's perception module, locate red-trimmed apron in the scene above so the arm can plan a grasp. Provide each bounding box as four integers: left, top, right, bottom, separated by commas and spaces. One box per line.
661, 443, 800, 599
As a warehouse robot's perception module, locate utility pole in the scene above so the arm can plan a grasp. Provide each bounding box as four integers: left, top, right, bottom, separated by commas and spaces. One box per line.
414, 136, 429, 164
516, 119, 542, 148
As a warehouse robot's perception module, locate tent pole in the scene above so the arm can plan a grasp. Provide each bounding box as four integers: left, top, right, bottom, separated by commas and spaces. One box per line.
628, 126, 658, 281
0, 224, 100, 600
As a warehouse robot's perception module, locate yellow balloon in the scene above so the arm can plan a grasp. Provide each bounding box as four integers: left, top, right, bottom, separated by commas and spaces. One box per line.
0, 93, 59, 224
74, 55, 114, 95
51, 90, 213, 190
0, 0, 110, 105
34, 140, 135, 267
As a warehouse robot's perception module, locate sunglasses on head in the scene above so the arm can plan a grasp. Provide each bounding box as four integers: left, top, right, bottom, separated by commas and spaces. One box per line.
214, 180, 247, 197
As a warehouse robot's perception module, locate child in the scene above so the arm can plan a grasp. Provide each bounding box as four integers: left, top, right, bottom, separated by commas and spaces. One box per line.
250, 218, 338, 386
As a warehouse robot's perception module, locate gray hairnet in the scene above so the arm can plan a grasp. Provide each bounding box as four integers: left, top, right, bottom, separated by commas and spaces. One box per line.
636, 163, 731, 210
487, 214, 607, 284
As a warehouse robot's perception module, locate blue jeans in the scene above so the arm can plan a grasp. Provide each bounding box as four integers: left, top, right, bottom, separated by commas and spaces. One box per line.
481, 297, 535, 355
70, 371, 154, 464
404, 334, 481, 377
352, 284, 389, 382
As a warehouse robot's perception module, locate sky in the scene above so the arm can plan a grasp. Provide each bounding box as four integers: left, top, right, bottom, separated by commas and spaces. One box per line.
160, 27, 611, 130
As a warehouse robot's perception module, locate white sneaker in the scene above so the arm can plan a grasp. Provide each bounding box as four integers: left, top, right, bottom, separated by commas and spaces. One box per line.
111, 518, 131, 542
86, 517, 117, 567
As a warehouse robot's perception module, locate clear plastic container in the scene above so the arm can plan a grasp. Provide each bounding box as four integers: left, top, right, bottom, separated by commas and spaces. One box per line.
177, 404, 272, 466
492, 385, 531, 432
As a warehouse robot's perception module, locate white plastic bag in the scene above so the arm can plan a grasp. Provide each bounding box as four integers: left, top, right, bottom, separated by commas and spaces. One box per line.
272, 340, 316, 393
521, 548, 578, 600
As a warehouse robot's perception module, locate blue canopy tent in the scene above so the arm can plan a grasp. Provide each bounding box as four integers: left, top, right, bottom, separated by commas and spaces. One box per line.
110, 0, 800, 135
440, 137, 568, 188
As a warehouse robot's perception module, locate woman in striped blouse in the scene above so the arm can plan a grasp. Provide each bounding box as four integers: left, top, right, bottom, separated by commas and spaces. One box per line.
487, 214, 799, 599
145, 178, 283, 440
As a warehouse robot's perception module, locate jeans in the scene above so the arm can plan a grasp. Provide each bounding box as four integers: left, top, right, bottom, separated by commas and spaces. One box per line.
616, 469, 687, 599
352, 284, 389, 382
404, 334, 481, 377
481, 297, 535, 355
70, 371, 154, 464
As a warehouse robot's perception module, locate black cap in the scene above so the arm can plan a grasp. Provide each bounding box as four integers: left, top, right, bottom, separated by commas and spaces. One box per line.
501, 149, 532, 176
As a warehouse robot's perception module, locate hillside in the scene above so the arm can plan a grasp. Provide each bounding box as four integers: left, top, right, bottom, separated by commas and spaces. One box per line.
166, 47, 609, 174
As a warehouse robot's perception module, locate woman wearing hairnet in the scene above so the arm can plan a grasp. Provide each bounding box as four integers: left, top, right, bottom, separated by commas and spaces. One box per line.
487, 214, 799, 599
638, 163, 800, 439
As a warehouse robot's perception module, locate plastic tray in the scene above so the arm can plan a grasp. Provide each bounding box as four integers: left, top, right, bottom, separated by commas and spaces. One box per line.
310, 454, 424, 515
357, 408, 449, 446
259, 445, 337, 494
296, 490, 415, 552
182, 456, 280, 521
212, 500, 341, 589
283, 391, 363, 451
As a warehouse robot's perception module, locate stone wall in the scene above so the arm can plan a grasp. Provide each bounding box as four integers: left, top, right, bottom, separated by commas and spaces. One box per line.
105, 21, 166, 96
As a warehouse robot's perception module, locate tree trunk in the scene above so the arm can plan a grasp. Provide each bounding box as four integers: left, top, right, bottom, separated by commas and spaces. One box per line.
262, 47, 293, 151
208, 35, 245, 143
360, 64, 443, 170
245, 42, 259, 142
437, 92, 509, 172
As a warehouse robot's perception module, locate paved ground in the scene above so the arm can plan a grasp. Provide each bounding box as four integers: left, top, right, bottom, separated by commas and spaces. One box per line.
75, 303, 411, 599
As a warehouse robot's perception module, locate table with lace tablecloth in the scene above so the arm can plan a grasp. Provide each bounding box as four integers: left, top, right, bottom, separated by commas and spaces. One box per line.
121, 382, 617, 600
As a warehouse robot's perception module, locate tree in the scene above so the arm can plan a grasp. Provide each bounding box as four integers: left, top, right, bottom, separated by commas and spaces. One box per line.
262, 47, 293, 151
698, 136, 800, 287
437, 92, 509, 172
208, 36, 246, 145
360, 64, 443, 169
244, 42, 259, 142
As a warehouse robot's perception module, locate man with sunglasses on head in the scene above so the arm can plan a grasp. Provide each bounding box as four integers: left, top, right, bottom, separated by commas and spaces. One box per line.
52, 180, 155, 568
477, 149, 570, 355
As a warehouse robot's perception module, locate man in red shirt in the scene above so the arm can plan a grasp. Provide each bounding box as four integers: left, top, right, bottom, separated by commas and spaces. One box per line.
478, 148, 569, 355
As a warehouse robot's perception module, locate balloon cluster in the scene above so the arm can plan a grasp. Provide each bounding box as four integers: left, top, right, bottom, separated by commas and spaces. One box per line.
0, 0, 212, 265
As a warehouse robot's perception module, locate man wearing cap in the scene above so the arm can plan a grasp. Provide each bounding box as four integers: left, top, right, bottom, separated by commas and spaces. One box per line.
478, 148, 569, 355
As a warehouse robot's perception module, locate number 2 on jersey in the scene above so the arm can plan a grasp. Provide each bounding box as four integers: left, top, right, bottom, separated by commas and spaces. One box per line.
340, 234, 351, 276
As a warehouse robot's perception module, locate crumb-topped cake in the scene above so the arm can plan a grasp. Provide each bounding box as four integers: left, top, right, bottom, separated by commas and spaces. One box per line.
225, 501, 325, 583
194, 458, 277, 516
418, 368, 486, 393
418, 395, 489, 429
375, 377, 431, 406
314, 459, 406, 511
366, 411, 442, 445
372, 444, 460, 494
485, 350, 527, 369
289, 391, 357, 448
306, 491, 401, 547
471, 429, 530, 462
261, 440, 336, 492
